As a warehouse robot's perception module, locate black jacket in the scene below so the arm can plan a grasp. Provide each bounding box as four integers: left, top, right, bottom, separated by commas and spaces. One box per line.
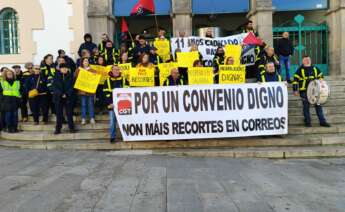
51, 71, 75, 102
78, 41, 97, 57
25, 74, 49, 95
102, 74, 127, 109
277, 38, 294, 56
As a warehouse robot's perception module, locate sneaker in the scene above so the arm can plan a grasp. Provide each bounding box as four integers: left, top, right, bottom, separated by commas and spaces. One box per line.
110, 138, 116, 143
320, 122, 331, 127
22, 117, 28, 122
54, 130, 61, 135
90, 118, 96, 125
81, 119, 86, 125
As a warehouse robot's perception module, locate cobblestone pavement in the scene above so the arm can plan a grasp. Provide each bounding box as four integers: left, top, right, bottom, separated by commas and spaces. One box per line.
0, 148, 344, 212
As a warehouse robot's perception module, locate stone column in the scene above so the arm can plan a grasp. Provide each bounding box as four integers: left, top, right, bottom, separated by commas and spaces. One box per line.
326, 0, 345, 76
88, 0, 116, 44
247, 0, 273, 46
171, 0, 192, 36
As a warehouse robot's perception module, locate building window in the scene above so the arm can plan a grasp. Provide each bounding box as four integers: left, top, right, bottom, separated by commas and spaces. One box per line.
0, 8, 19, 55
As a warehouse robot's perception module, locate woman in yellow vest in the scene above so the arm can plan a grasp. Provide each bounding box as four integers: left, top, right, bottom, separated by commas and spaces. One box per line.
0, 69, 22, 133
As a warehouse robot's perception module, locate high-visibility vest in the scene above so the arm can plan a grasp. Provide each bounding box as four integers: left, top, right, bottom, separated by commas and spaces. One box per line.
165, 78, 184, 86
261, 74, 282, 83
293, 67, 322, 91
0, 80, 21, 97
103, 77, 128, 97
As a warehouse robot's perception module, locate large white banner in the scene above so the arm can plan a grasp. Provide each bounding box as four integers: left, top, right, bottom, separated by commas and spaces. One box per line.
170, 33, 256, 67
113, 83, 288, 141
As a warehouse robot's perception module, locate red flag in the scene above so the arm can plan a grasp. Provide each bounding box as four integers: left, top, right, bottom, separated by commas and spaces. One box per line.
130, 0, 155, 16
121, 17, 129, 33
243, 32, 263, 46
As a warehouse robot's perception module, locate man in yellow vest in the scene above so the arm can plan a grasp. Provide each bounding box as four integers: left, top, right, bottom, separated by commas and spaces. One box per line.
103, 65, 128, 143
163, 68, 185, 86
292, 55, 330, 127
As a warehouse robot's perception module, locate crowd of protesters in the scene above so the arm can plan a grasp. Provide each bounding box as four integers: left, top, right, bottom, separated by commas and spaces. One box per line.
0, 21, 331, 143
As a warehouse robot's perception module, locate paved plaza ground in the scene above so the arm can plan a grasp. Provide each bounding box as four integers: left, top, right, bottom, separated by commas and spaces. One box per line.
0, 148, 344, 212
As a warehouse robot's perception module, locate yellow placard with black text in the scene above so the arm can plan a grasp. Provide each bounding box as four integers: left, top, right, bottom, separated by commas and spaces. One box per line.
118, 63, 132, 81
225, 45, 242, 65
158, 62, 178, 86
177, 51, 199, 68
154, 40, 171, 62
219, 65, 246, 84
89, 65, 110, 85
188, 67, 214, 85
129, 68, 155, 87
74, 68, 101, 93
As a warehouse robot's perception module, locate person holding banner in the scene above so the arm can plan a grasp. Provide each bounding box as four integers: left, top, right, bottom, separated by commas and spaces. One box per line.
213, 47, 225, 72
190, 43, 203, 62
103, 65, 128, 143
136, 53, 155, 69
193, 60, 204, 67
74, 58, 97, 125
259, 62, 283, 83
163, 68, 185, 86
26, 65, 49, 125
52, 63, 76, 134
214, 56, 236, 84
292, 55, 330, 128
155, 28, 168, 41
149, 47, 163, 65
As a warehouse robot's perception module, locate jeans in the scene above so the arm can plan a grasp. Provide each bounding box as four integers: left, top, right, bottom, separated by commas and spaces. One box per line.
81, 95, 95, 119
279, 55, 291, 81
109, 110, 117, 139
301, 92, 326, 124
5, 111, 18, 130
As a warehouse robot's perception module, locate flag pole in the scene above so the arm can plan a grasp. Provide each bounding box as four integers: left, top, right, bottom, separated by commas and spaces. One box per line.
154, 14, 159, 36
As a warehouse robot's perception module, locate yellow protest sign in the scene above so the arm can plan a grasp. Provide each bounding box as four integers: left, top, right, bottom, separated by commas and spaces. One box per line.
225, 45, 242, 65
129, 68, 155, 87
219, 65, 246, 84
188, 67, 214, 85
90, 65, 109, 85
154, 40, 171, 62
74, 68, 101, 93
118, 63, 132, 81
158, 62, 178, 86
177, 51, 199, 68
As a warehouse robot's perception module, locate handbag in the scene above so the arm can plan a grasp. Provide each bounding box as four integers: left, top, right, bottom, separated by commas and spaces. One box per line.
28, 76, 41, 99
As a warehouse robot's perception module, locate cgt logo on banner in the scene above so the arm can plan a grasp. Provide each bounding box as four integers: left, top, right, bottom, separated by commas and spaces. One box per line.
171, 33, 256, 67
113, 83, 288, 141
